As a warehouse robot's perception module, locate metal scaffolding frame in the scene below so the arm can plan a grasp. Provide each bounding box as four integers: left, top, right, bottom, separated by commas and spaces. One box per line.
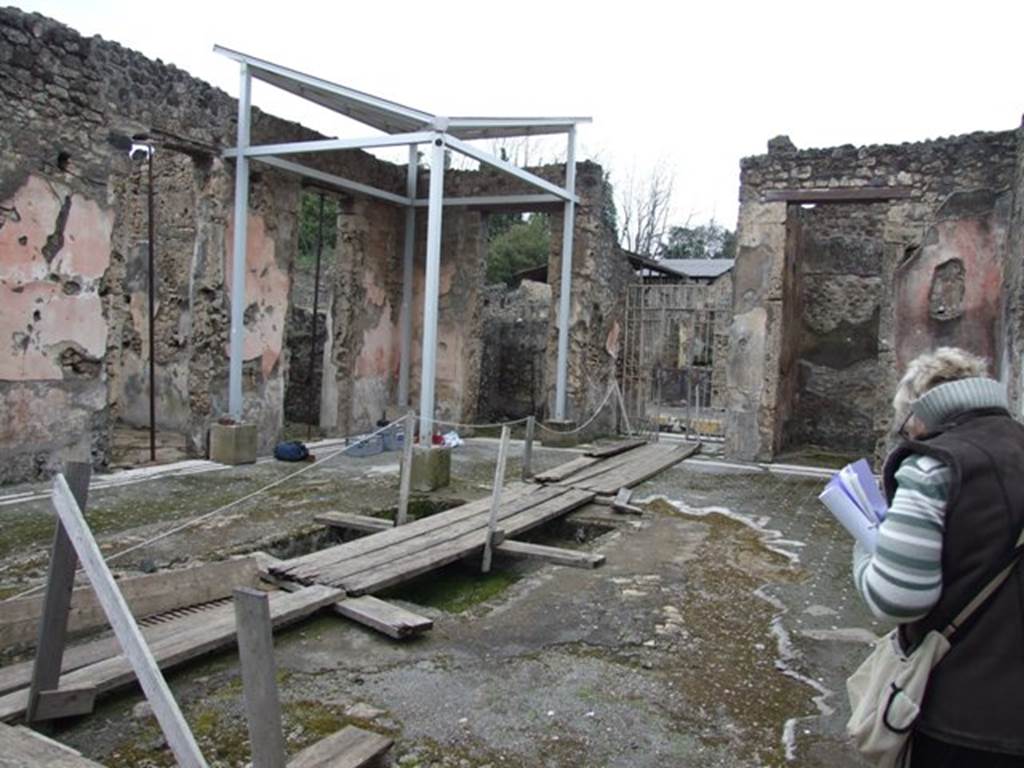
215, 46, 590, 437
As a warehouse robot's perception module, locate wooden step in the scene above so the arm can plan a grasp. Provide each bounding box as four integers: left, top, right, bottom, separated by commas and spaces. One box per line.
333, 596, 432, 640
494, 540, 605, 569
288, 725, 392, 768
315, 512, 393, 534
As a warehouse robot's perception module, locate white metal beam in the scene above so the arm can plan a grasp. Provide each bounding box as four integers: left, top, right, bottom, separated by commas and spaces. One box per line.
228, 63, 252, 419
224, 132, 436, 159
213, 45, 435, 132
398, 145, 418, 407
412, 193, 562, 208
554, 127, 578, 422
418, 136, 446, 440
447, 116, 591, 140
252, 156, 411, 206
442, 135, 578, 203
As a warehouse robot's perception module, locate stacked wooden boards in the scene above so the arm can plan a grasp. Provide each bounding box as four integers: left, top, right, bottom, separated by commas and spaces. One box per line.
271, 483, 596, 594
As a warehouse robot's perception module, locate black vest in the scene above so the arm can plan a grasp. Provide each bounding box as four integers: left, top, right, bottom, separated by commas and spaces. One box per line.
882, 408, 1024, 754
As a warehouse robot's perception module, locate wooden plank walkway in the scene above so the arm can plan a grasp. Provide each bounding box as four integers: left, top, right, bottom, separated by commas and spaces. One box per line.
271, 441, 695, 597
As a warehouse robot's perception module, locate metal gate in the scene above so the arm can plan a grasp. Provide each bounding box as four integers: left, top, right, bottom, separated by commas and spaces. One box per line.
620, 282, 731, 439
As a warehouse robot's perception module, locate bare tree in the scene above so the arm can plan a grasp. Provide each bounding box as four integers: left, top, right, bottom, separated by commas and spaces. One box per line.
616, 162, 674, 256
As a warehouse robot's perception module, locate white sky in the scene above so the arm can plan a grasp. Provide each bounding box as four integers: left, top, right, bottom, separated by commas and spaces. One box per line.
14, 0, 1024, 230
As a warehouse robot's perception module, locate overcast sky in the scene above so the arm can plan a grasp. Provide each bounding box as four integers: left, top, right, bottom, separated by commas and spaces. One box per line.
14, 0, 1024, 229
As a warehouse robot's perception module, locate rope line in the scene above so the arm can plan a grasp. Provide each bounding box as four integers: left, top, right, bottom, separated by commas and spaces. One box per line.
4, 417, 405, 602
536, 383, 618, 435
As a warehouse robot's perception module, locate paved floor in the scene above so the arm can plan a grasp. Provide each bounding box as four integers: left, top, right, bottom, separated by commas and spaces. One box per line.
0, 441, 881, 767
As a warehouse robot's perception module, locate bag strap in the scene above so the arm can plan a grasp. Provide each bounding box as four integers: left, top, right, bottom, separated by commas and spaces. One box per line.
942, 527, 1024, 640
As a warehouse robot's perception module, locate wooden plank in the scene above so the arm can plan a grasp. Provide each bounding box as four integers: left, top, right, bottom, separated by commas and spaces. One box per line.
584, 439, 647, 459
0, 584, 341, 723
234, 589, 286, 768
274, 482, 540, 581
612, 488, 642, 515
1, 557, 262, 650
0, 722, 106, 767
494, 540, 605, 569
308, 487, 570, 588
548, 444, 667, 487
482, 426, 511, 573
761, 186, 913, 203
341, 488, 595, 595
533, 456, 600, 483
278, 484, 555, 585
333, 596, 432, 639
0, 599, 234, 696
48, 475, 208, 768
575, 443, 699, 495
396, 412, 415, 526
315, 513, 392, 534
521, 415, 535, 481
31, 685, 96, 720
26, 462, 90, 723
287, 724, 392, 768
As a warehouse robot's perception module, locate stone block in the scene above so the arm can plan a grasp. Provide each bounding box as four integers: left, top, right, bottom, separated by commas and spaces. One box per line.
410, 445, 451, 492
540, 420, 580, 448
209, 422, 257, 465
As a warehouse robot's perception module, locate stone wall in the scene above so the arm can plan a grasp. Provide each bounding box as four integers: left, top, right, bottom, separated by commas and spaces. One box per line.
727, 130, 1020, 462
478, 280, 551, 422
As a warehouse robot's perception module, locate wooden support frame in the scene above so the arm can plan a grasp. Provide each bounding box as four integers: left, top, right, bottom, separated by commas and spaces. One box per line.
522, 416, 535, 481
761, 187, 913, 203
26, 462, 90, 724
234, 589, 286, 768
481, 426, 511, 574
49, 474, 208, 768
396, 412, 415, 526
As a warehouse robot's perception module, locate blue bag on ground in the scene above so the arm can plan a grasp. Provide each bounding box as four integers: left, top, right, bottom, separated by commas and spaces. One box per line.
274, 440, 310, 462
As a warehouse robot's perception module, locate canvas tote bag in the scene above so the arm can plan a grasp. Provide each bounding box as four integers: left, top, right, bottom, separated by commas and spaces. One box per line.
846, 530, 1024, 767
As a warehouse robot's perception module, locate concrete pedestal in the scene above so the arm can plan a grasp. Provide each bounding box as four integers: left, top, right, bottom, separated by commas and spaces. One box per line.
540, 420, 580, 448
209, 423, 257, 465
410, 445, 451, 491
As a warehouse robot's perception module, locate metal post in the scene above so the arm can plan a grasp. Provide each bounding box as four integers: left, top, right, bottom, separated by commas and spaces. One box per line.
417, 135, 445, 441
228, 63, 252, 418
399, 145, 418, 407
233, 588, 286, 768
307, 193, 325, 439
147, 147, 157, 462
522, 415, 535, 481
396, 411, 415, 526
482, 426, 511, 573
554, 127, 577, 422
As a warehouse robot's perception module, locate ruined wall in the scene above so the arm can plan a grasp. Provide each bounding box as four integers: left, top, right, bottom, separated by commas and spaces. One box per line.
478, 280, 551, 421
727, 130, 1019, 461
545, 162, 630, 434
1006, 118, 1024, 415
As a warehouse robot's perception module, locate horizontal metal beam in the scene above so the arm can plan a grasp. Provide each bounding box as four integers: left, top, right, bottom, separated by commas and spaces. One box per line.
762, 187, 914, 203
413, 193, 563, 208
224, 132, 435, 159
442, 134, 578, 203
252, 156, 411, 206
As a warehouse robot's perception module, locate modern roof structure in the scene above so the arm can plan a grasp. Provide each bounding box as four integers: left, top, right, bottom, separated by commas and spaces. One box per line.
216, 47, 590, 434
656, 258, 735, 280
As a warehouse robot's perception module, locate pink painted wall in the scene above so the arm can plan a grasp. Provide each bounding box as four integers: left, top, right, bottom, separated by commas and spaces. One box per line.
0, 175, 112, 381
894, 212, 1007, 373
225, 212, 290, 379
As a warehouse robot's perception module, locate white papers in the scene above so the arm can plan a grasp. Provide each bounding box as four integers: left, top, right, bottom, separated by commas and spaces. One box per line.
818, 459, 888, 553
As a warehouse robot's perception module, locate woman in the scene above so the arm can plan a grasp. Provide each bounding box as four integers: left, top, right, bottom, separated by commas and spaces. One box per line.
853, 347, 1024, 766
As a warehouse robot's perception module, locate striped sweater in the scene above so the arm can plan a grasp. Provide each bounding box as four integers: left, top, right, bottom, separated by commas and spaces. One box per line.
853, 377, 1009, 623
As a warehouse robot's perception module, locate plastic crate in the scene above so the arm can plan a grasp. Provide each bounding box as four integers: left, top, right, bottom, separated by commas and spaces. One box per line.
345, 434, 384, 457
